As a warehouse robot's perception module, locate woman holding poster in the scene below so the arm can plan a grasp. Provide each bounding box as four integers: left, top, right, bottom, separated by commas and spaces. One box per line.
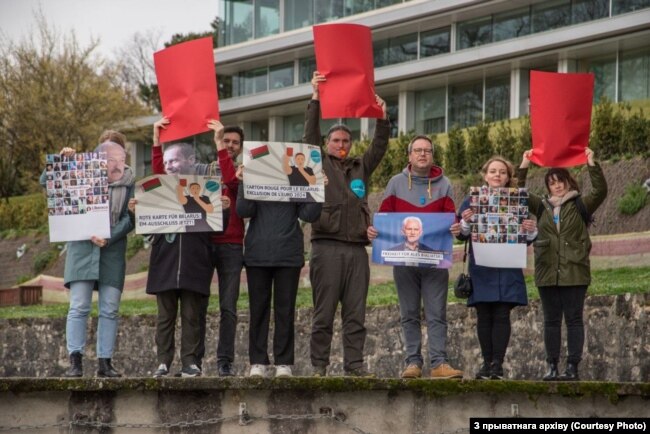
519, 148, 607, 381
236, 166, 322, 378
458, 157, 538, 380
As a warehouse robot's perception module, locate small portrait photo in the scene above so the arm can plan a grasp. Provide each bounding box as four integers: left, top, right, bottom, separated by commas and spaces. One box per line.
507, 234, 518, 244
519, 197, 528, 206
518, 188, 528, 197
470, 186, 480, 195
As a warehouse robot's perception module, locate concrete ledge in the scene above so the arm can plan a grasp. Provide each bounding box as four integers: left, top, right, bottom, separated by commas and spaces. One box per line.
2, 378, 649, 433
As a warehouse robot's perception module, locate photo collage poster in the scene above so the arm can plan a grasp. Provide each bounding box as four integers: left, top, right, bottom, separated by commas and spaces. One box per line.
467, 186, 529, 268
44, 152, 111, 242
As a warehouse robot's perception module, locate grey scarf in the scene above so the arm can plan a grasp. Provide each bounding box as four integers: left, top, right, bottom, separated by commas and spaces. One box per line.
109, 166, 135, 226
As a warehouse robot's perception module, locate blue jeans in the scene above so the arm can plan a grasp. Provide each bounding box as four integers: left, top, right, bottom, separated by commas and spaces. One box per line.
66, 280, 122, 358
393, 266, 449, 368
211, 243, 243, 365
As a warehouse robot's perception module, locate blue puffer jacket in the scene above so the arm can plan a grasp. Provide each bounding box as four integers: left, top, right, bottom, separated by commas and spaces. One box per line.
457, 196, 528, 307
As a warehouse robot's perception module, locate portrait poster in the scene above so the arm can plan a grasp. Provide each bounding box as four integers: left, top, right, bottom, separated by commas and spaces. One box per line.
242, 141, 325, 202
371, 213, 455, 268
466, 186, 529, 268
135, 175, 223, 234
45, 152, 111, 242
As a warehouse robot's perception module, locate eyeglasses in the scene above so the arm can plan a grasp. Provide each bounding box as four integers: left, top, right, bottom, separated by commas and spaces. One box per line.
411, 148, 433, 155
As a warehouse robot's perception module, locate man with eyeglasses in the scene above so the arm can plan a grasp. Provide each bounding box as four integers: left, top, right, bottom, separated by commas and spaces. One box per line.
151, 117, 245, 378
368, 135, 463, 380
303, 72, 390, 377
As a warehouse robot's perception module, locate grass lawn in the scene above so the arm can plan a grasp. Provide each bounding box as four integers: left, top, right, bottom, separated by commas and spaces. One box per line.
1, 266, 648, 319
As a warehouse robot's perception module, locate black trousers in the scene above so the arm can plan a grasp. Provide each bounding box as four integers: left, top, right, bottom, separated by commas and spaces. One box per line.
475, 302, 514, 365
155, 290, 207, 368
246, 266, 300, 365
538, 285, 588, 364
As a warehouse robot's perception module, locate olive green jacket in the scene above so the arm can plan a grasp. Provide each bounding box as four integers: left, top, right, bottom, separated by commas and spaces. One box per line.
517, 164, 607, 287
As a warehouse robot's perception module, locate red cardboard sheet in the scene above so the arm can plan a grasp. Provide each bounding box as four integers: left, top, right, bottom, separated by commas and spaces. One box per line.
313, 24, 383, 119
154, 37, 219, 142
529, 70, 594, 167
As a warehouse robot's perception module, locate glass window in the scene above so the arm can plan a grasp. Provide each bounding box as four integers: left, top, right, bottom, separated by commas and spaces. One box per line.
449, 81, 482, 129
237, 67, 268, 96
457, 16, 492, 50
255, 0, 280, 38
377, 0, 403, 7
586, 56, 617, 103
415, 87, 446, 134
285, 0, 313, 31
532, 0, 571, 33
222, 0, 253, 46
619, 48, 650, 101
316, 0, 345, 23
345, 0, 374, 16
613, 0, 650, 15
217, 74, 233, 100
248, 120, 269, 141
269, 63, 294, 89
384, 96, 399, 138
299, 57, 317, 84
320, 118, 361, 142
572, 0, 609, 24
374, 33, 418, 68
283, 114, 305, 142
485, 76, 510, 122
420, 27, 450, 58
493, 7, 530, 42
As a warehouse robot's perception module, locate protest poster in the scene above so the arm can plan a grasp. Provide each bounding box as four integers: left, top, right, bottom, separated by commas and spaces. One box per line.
242, 141, 325, 202
313, 23, 383, 119
154, 37, 219, 142
135, 174, 223, 234
45, 152, 111, 242
530, 70, 594, 167
466, 186, 529, 268
371, 213, 455, 268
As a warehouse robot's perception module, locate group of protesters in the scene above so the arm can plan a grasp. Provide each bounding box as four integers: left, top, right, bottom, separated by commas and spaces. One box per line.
51, 71, 607, 382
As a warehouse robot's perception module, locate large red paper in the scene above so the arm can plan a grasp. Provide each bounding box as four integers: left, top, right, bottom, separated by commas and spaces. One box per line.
154, 37, 219, 142
529, 71, 594, 167
313, 24, 383, 119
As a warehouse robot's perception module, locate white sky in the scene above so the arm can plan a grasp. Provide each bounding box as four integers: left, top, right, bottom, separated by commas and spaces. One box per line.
0, 0, 219, 59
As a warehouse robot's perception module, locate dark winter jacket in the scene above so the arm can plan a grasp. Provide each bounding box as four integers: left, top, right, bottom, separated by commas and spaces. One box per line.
303, 100, 390, 244
517, 164, 607, 287
237, 184, 322, 267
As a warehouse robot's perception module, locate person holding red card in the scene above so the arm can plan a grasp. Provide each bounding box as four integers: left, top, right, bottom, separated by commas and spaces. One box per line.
304, 71, 390, 377
518, 148, 607, 381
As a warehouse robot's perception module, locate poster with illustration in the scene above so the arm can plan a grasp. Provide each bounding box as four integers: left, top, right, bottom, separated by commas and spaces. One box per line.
371, 213, 455, 268
467, 186, 529, 268
242, 141, 325, 202
45, 152, 111, 242
135, 175, 222, 234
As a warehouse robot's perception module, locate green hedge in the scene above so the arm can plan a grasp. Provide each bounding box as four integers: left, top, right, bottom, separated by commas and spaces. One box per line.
0, 193, 48, 233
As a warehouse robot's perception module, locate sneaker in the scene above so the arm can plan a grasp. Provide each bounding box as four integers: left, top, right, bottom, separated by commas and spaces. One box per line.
218, 362, 234, 377
344, 367, 375, 378
249, 364, 268, 378
181, 364, 202, 378
489, 362, 504, 380
475, 362, 491, 380
430, 363, 463, 379
401, 363, 422, 379
275, 365, 293, 378
312, 366, 327, 377
153, 363, 169, 378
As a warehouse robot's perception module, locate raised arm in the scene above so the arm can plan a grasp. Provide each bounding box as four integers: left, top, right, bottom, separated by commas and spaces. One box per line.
302, 72, 325, 147
581, 148, 608, 214
361, 95, 390, 174
152, 117, 169, 175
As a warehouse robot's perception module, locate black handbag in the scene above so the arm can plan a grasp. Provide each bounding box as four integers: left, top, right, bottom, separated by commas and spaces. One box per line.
454, 240, 473, 299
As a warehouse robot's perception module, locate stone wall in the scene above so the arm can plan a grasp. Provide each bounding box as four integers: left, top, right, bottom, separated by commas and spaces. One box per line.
1, 293, 648, 382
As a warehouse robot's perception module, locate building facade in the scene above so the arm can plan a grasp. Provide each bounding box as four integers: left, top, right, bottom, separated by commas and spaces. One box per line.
131, 0, 650, 176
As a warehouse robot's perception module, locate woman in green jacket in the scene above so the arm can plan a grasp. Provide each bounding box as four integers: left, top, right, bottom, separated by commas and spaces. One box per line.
518, 148, 607, 381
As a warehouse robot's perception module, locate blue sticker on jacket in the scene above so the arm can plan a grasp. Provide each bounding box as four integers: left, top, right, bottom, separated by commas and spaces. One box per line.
350, 179, 366, 198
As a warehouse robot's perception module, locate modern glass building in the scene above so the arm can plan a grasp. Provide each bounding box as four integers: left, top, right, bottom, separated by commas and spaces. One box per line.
130, 0, 650, 175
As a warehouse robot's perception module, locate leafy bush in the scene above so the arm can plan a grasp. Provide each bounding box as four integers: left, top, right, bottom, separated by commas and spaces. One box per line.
445, 125, 468, 176
0, 193, 48, 232
493, 121, 518, 164
126, 234, 145, 260
33, 250, 58, 274
618, 184, 648, 215
466, 120, 494, 173
621, 107, 650, 157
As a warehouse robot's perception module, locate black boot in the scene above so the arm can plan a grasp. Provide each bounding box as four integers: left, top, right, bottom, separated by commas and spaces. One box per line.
489, 362, 504, 380
97, 358, 122, 378
558, 362, 579, 381
475, 361, 491, 380
64, 352, 83, 377
542, 362, 559, 381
